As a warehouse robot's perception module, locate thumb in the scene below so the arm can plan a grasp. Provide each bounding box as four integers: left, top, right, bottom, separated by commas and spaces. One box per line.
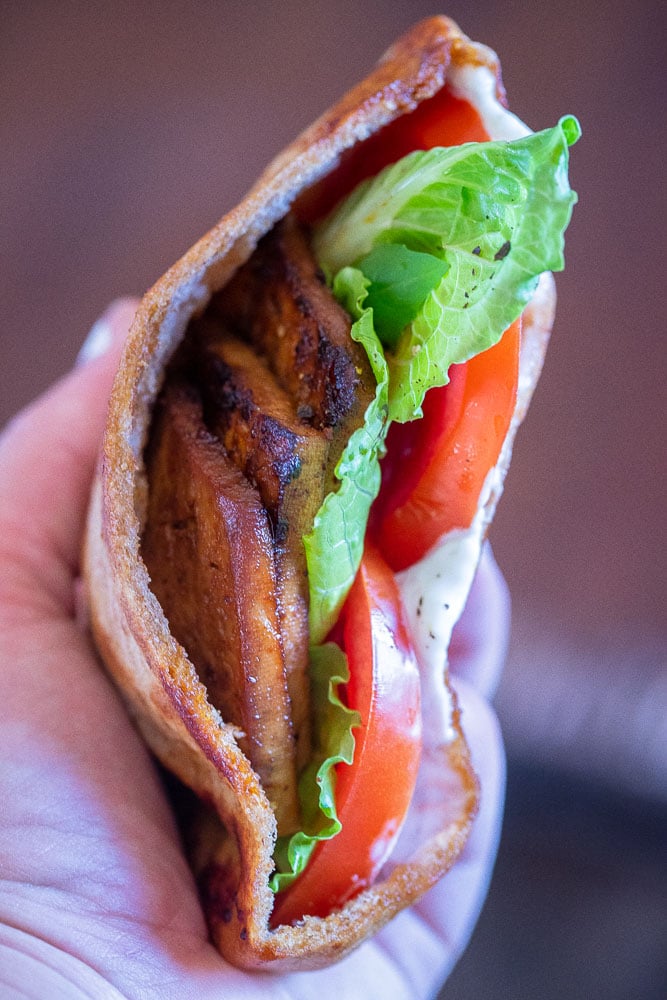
0, 298, 139, 613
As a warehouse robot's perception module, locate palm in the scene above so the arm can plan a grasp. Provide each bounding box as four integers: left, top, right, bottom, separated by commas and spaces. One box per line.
0, 301, 505, 999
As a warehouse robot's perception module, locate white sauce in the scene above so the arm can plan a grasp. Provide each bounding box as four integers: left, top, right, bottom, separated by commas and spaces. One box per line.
396, 62, 533, 745
397, 466, 502, 743
448, 63, 531, 141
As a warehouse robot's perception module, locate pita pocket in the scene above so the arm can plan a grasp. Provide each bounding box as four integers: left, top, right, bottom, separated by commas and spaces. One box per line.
83, 15, 576, 970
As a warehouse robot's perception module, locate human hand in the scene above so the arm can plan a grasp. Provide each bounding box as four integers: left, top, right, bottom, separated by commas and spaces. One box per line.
0, 300, 506, 999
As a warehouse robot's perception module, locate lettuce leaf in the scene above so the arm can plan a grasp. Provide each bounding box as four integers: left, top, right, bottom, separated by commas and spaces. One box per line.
270, 642, 360, 892
304, 267, 390, 645
314, 116, 580, 275
386, 116, 580, 422
358, 243, 449, 347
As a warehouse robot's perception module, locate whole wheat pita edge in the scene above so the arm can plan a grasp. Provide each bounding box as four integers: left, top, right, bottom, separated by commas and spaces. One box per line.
83, 16, 578, 971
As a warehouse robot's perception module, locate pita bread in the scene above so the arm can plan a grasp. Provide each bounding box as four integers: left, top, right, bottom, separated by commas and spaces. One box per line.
83, 16, 554, 970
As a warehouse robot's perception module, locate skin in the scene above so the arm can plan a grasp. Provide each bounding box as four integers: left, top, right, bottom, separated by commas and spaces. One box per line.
0, 298, 507, 999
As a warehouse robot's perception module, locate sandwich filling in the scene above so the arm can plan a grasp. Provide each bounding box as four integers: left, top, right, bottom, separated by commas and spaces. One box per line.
140, 70, 579, 921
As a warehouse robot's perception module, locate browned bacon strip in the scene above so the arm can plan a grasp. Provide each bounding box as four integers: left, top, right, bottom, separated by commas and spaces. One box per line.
211, 215, 375, 487
142, 379, 300, 834
191, 327, 330, 768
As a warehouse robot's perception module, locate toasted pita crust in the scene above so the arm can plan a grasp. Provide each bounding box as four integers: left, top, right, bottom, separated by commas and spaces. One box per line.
83, 16, 555, 970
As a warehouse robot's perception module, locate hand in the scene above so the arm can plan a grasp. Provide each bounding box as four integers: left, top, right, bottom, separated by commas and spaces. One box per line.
0, 300, 506, 999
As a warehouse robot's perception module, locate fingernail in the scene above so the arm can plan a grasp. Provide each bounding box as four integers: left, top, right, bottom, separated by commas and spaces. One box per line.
77, 316, 113, 366
76, 298, 139, 366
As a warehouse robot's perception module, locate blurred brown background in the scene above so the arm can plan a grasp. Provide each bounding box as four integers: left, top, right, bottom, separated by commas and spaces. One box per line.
2, 1, 665, 996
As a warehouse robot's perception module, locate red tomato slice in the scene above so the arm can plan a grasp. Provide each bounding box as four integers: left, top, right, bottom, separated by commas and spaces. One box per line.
370, 318, 521, 571
271, 545, 421, 926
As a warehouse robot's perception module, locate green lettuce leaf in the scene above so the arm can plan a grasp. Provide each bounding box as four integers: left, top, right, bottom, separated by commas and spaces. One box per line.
358, 243, 450, 348
270, 642, 360, 892
386, 116, 580, 421
314, 116, 580, 275
304, 266, 390, 645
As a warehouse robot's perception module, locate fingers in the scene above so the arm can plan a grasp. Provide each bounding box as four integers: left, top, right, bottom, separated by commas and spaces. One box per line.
448, 543, 511, 700
75, 297, 139, 367
0, 299, 139, 613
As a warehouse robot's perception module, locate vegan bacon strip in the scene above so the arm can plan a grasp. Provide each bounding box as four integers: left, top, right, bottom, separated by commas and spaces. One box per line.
145, 221, 375, 782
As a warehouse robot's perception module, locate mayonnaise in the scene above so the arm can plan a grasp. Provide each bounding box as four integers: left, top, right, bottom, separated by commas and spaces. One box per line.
397, 465, 503, 744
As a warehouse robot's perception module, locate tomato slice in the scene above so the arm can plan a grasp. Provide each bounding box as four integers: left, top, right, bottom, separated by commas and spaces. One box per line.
370, 317, 521, 571
271, 544, 421, 926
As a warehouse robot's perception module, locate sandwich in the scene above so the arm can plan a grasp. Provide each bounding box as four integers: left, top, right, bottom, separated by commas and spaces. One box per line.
83, 15, 578, 970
